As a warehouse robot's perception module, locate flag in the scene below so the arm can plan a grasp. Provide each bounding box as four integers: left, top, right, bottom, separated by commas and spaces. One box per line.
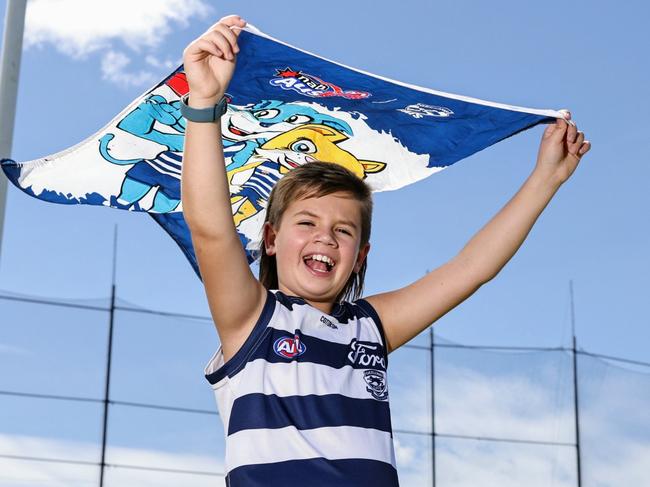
1, 24, 561, 276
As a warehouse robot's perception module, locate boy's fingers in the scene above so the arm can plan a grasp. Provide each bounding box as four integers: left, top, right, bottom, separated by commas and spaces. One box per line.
229, 25, 246, 37
215, 23, 240, 54
578, 141, 591, 155
205, 16, 246, 38
551, 118, 568, 142
542, 123, 556, 139
190, 38, 222, 59
209, 15, 245, 27
569, 131, 585, 155
205, 30, 234, 60
566, 121, 578, 144
217, 15, 247, 36
221, 14, 246, 27
558, 109, 576, 127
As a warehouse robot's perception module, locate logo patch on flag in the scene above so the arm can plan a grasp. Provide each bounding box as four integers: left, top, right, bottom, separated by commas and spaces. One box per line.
270, 67, 371, 99
398, 103, 454, 119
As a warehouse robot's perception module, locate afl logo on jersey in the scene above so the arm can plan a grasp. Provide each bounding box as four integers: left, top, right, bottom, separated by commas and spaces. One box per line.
274, 335, 306, 359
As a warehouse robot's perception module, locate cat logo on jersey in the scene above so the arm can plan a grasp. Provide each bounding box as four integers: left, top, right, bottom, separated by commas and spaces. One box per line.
363, 370, 388, 401
273, 334, 307, 359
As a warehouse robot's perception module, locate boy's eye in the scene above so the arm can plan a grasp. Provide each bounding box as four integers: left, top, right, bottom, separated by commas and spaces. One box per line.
298, 221, 314, 226
337, 228, 352, 235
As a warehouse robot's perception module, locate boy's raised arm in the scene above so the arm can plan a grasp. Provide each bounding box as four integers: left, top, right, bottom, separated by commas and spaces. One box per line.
365, 114, 591, 353
181, 15, 266, 361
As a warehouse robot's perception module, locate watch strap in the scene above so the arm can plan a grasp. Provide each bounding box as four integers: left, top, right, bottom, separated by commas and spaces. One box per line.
180, 93, 228, 122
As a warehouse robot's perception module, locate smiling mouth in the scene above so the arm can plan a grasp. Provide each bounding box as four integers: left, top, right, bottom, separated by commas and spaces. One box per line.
228, 122, 251, 137
303, 255, 335, 274
283, 155, 316, 169
285, 157, 300, 168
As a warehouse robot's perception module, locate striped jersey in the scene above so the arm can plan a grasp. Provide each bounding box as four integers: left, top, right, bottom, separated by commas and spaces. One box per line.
240, 160, 282, 200
145, 150, 183, 179
204, 290, 399, 487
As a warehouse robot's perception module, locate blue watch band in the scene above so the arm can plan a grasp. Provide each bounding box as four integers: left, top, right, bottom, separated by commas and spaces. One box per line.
180, 94, 228, 122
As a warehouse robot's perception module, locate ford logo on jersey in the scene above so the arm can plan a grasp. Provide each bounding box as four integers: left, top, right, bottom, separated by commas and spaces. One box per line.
274, 335, 307, 359
347, 339, 386, 370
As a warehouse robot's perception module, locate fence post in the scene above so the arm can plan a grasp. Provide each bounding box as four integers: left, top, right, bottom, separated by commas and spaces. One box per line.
429, 326, 436, 487
570, 280, 582, 487
0, 0, 27, 269
99, 226, 118, 486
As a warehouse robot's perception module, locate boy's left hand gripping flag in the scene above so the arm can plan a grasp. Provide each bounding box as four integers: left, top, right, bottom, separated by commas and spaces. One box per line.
1, 25, 562, 278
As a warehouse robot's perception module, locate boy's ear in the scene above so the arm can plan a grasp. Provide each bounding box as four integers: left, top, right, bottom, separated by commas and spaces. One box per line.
263, 222, 277, 255
354, 242, 371, 273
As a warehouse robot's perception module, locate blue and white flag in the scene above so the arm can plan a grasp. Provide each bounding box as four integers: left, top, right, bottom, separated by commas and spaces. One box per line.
1, 24, 561, 276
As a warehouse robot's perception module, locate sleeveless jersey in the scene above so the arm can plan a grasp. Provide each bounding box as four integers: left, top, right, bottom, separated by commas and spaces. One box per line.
204, 290, 399, 487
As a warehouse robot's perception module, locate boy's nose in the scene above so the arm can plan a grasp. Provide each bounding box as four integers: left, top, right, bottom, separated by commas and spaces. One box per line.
314, 229, 337, 247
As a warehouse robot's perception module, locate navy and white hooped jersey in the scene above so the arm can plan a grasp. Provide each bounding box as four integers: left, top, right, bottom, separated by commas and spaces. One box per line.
144, 150, 183, 180
204, 290, 399, 487
239, 160, 282, 200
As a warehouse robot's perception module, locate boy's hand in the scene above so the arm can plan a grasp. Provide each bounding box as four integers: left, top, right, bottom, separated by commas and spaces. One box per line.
182, 15, 246, 107
535, 110, 591, 186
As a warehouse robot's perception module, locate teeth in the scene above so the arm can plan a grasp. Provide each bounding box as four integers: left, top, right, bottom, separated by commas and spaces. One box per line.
308, 254, 335, 267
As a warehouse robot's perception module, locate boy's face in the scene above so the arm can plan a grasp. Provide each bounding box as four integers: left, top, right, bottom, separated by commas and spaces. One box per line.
263, 191, 370, 312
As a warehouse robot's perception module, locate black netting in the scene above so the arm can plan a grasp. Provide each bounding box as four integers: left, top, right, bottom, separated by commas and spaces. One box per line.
2, 292, 649, 486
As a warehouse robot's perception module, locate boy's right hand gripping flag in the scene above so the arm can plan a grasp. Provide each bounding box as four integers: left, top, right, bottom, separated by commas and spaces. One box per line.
1, 24, 562, 277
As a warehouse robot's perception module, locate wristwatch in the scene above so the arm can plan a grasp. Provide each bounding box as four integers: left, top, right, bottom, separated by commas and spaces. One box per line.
180, 93, 228, 122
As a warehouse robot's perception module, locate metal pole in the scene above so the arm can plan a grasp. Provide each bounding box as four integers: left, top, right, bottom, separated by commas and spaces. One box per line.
429, 326, 436, 487
569, 280, 582, 487
99, 226, 118, 487
0, 0, 27, 267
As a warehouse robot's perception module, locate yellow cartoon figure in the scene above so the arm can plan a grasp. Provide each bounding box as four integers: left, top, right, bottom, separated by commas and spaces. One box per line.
228, 124, 386, 227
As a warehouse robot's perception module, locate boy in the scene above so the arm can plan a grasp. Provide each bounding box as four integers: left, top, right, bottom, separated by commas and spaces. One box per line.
181, 15, 590, 486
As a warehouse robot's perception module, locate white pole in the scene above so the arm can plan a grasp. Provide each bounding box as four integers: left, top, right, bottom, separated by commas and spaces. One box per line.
0, 0, 27, 267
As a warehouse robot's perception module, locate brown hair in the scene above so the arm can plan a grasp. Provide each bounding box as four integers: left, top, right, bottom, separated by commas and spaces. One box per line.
259, 161, 373, 302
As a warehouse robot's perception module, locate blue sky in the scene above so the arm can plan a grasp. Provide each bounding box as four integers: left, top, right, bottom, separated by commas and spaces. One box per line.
1, 1, 649, 485
3, 0, 648, 357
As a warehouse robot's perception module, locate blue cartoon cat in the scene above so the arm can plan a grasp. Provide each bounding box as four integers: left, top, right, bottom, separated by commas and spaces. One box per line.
99, 94, 185, 213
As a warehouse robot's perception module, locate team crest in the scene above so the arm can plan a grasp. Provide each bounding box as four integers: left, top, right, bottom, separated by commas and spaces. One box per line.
398, 103, 454, 119
363, 370, 388, 401
270, 67, 371, 99
273, 334, 307, 359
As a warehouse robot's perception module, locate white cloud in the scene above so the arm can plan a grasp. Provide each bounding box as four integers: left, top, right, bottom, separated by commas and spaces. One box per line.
436, 439, 577, 487
0, 433, 224, 487
1, 358, 648, 487
387, 356, 650, 486
393, 436, 416, 467
25, 0, 211, 58
24, 0, 211, 87
145, 55, 178, 70
434, 363, 575, 443
101, 50, 156, 87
